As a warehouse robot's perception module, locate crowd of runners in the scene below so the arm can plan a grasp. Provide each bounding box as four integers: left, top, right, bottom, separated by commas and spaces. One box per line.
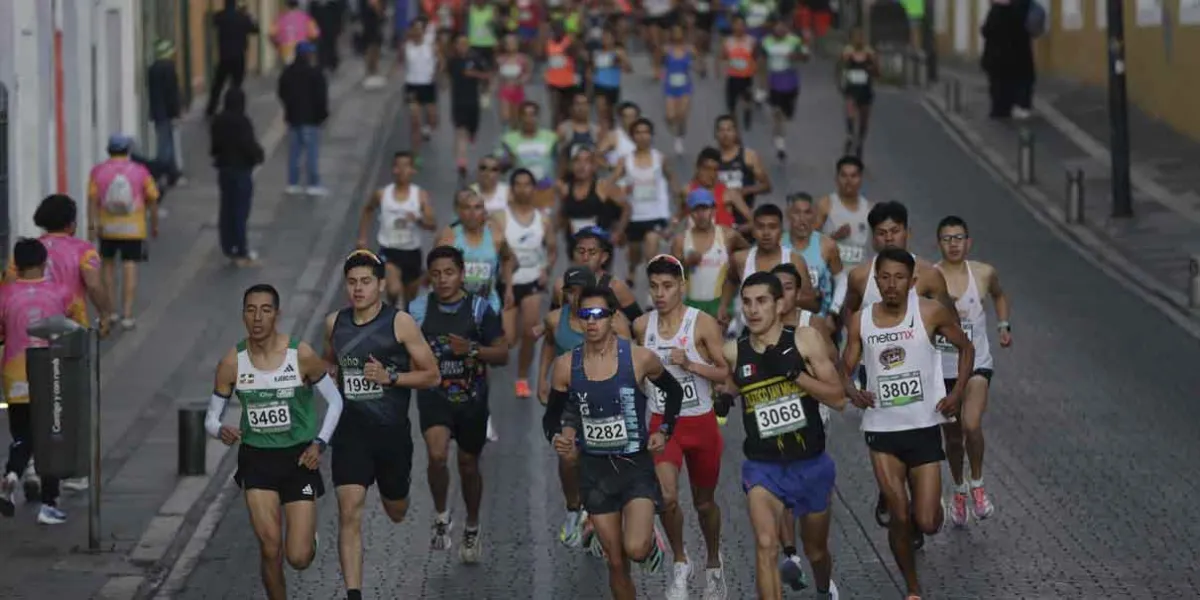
189, 1, 1018, 600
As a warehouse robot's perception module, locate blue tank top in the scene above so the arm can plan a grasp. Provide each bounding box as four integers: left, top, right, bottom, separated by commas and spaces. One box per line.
453, 224, 502, 313
555, 306, 586, 356
593, 49, 621, 89
569, 338, 649, 455
716, 0, 740, 30
663, 50, 692, 91
791, 232, 832, 316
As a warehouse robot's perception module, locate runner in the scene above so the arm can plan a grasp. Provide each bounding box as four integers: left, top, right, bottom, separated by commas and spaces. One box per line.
771, 263, 833, 341
725, 204, 819, 324
642, 0, 678, 70
838, 27, 878, 158
815, 156, 871, 279
406, 246, 508, 562
558, 145, 628, 254
513, 0, 543, 53
633, 255, 730, 600
424, 0, 463, 59
0, 240, 79, 524
689, 148, 753, 232
404, 18, 442, 159
466, 0, 500, 103
325, 250, 441, 600
934, 215, 1012, 527
591, 27, 632, 128
207, 283, 344, 598
719, 16, 757, 128
842, 248, 972, 600
672, 188, 749, 322
689, 0, 716, 78
761, 16, 808, 161
788, 192, 842, 323
714, 115, 771, 234
661, 23, 696, 156
795, 0, 834, 45
607, 118, 678, 291
599, 101, 641, 176
494, 34, 534, 130
434, 189, 509, 314
543, 285, 685, 598
357, 152, 437, 307
448, 32, 490, 181
25, 193, 112, 333
549, 226, 642, 324
499, 101, 559, 211
470, 154, 512, 215
494, 168, 557, 397
544, 24, 583, 125
719, 270, 846, 599
741, 0, 777, 42
557, 92, 602, 177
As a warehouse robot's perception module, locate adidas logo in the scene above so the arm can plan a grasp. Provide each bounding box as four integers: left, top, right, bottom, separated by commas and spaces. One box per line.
301, 484, 313, 496
284, 364, 296, 373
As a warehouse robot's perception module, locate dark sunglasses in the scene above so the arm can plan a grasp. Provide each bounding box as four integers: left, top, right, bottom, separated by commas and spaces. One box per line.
478, 164, 500, 172
576, 307, 612, 321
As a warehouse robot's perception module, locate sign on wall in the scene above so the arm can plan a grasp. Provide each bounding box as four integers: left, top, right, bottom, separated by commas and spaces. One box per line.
1181, 0, 1200, 25
1136, 0, 1162, 27
1062, 0, 1084, 31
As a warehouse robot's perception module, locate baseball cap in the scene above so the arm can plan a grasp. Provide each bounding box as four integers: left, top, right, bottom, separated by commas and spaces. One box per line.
686, 188, 715, 209
563, 266, 597, 288
106, 134, 134, 154
573, 226, 612, 249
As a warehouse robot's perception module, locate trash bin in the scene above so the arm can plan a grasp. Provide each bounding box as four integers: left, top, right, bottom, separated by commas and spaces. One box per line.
26, 316, 94, 479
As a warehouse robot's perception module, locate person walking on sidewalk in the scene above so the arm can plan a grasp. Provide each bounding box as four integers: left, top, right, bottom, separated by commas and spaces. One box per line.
272, 0, 321, 66
310, 0, 348, 72
211, 88, 266, 268
360, 0, 388, 89
0, 239, 79, 524
147, 40, 185, 188
279, 42, 331, 197
207, 0, 260, 118
87, 134, 159, 331
981, 0, 1036, 120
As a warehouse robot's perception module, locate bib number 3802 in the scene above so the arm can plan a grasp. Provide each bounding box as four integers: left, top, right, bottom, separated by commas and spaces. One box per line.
247, 402, 292, 432
754, 394, 806, 438
582, 415, 628, 449
876, 371, 924, 408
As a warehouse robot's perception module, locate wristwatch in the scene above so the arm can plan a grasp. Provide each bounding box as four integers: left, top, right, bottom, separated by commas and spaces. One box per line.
997, 320, 1011, 332
388, 371, 400, 386
657, 422, 673, 438
468, 341, 480, 359
314, 438, 328, 453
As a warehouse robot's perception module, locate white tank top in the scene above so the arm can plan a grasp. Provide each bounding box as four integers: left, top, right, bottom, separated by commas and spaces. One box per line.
607, 128, 635, 166
821, 193, 871, 267
405, 30, 437, 84
741, 246, 796, 283
624, 150, 670, 222
683, 227, 729, 302
934, 261, 994, 373
504, 205, 546, 285
795, 310, 833, 426
377, 184, 423, 250
860, 290, 948, 432
643, 307, 713, 416
644, 0, 673, 16
472, 182, 510, 215
862, 252, 916, 307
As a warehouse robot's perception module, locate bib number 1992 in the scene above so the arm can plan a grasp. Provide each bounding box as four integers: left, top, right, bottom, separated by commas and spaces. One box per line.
343, 370, 383, 401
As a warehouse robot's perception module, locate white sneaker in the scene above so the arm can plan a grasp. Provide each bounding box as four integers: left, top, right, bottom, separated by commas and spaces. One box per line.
818, 579, 840, 599
1013, 107, 1032, 120
285, 185, 304, 195
702, 559, 728, 600
431, 514, 454, 551
666, 560, 692, 599
62, 477, 89, 492
21, 464, 40, 502
121, 317, 136, 331
0, 472, 18, 517
459, 526, 482, 564
37, 505, 67, 525
486, 417, 499, 442
305, 186, 329, 197
674, 137, 685, 156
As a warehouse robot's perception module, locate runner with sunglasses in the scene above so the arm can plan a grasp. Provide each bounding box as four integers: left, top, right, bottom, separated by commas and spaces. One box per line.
549, 227, 642, 325
470, 156, 511, 215
632, 255, 731, 599
543, 286, 685, 599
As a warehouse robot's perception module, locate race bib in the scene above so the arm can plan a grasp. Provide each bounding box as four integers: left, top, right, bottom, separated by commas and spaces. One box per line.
247, 401, 292, 433
465, 261, 493, 282
499, 63, 522, 78
633, 182, 658, 204
582, 414, 629, 449
695, 0, 711, 12
769, 52, 791, 72
655, 374, 700, 410
730, 57, 749, 72
845, 68, 869, 85
594, 53, 614, 69
935, 324, 973, 352
549, 55, 567, 69
519, 9, 533, 21
342, 369, 384, 401
754, 393, 807, 438
668, 72, 689, 88
838, 243, 864, 265
570, 217, 597, 233
438, 5, 452, 25
876, 371, 924, 408
102, 222, 141, 237
747, 4, 770, 26
808, 266, 821, 289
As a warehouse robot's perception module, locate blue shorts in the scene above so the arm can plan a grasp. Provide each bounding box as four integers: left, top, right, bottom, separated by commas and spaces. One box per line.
518, 25, 539, 41
742, 453, 836, 516
664, 79, 693, 98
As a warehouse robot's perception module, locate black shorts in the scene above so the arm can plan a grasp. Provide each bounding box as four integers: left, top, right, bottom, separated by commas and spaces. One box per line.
594, 85, 620, 106
405, 83, 438, 105
452, 103, 481, 137
626, 219, 669, 243
643, 10, 679, 29
379, 247, 423, 284
864, 425, 946, 469
725, 76, 754, 111
235, 443, 325, 504
769, 89, 799, 119
497, 280, 545, 305
694, 11, 714, 31
99, 239, 148, 262
331, 423, 415, 501
549, 84, 581, 108
944, 368, 994, 392
578, 450, 663, 515
845, 86, 874, 107
418, 395, 490, 456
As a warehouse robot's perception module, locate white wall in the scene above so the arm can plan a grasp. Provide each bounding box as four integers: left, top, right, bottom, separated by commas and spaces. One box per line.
5, 0, 46, 242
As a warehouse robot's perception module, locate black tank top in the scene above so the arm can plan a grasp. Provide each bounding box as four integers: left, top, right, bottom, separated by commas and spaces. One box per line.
717, 146, 757, 215
733, 327, 826, 462
330, 305, 412, 434
417, 293, 487, 405
843, 51, 874, 93
561, 178, 608, 227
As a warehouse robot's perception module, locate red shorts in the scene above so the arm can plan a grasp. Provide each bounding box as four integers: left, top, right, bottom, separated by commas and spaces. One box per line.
649, 411, 723, 489
795, 7, 832, 38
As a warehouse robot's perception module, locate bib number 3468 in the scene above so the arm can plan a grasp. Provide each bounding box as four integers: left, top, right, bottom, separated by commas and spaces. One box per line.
247, 403, 291, 432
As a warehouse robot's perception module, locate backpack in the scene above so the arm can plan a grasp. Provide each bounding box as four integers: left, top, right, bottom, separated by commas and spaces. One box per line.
103, 168, 137, 215
1026, 1, 1047, 38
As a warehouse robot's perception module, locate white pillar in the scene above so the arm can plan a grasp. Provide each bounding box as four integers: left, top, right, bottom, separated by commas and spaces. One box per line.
9, 0, 48, 242
64, 0, 98, 233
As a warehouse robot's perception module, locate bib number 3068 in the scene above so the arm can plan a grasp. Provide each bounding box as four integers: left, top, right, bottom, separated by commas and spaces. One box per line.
247, 402, 291, 432
754, 394, 806, 438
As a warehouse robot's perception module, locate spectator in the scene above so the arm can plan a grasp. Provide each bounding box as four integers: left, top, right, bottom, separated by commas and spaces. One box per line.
278, 42, 330, 196
207, 0, 260, 118
981, 0, 1036, 120
795, 0, 834, 43
147, 40, 186, 188
361, 0, 387, 89
211, 88, 265, 267
310, 0, 348, 72
272, 0, 321, 65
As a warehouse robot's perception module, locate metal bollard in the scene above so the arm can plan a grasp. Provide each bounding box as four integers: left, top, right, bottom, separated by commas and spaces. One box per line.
1191, 256, 1200, 309
1065, 169, 1085, 223
178, 406, 208, 476
943, 79, 953, 107
950, 79, 962, 113
1018, 129, 1036, 184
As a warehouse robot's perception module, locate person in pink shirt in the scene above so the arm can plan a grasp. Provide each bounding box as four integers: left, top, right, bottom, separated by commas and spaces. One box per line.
0, 239, 79, 525
271, 0, 320, 65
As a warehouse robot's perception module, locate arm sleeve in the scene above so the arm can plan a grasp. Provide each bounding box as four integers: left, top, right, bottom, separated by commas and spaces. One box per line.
620, 301, 643, 323
205, 393, 230, 438
312, 373, 344, 442
829, 270, 849, 314
649, 369, 684, 432
542, 388, 569, 442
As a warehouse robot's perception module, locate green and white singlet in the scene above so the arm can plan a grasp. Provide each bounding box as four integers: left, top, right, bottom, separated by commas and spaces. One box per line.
235, 337, 317, 449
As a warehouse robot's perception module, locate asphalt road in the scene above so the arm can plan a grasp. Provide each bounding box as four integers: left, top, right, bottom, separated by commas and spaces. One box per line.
172, 49, 1200, 600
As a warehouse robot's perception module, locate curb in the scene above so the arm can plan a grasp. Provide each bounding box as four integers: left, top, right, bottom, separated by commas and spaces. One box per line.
918, 91, 1200, 341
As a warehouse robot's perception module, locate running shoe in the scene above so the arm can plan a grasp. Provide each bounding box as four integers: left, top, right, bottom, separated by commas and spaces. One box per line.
0, 472, 17, 517
460, 526, 481, 564
62, 477, 89, 492
819, 580, 840, 599
666, 559, 691, 600
971, 485, 995, 520
873, 492, 889, 527
949, 491, 969, 528
22, 464, 40, 502
779, 554, 808, 590
639, 523, 667, 574
37, 505, 66, 525
431, 514, 454, 551
702, 559, 728, 600
581, 519, 606, 558
559, 510, 586, 548
515, 379, 532, 399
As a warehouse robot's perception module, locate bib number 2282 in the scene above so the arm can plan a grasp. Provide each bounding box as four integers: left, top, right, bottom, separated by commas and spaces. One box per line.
582, 416, 628, 449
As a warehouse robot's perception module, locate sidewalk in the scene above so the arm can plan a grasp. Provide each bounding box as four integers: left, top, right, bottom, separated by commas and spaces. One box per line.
0, 54, 401, 599
922, 65, 1200, 333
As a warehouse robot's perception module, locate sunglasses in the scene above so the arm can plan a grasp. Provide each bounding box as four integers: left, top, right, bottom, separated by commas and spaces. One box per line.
576, 307, 612, 321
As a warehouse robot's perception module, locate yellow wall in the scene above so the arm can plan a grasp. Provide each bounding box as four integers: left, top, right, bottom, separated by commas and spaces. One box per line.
936, 0, 1200, 141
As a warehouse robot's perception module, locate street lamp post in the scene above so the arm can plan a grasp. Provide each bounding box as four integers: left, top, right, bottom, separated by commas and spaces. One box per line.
1107, 0, 1133, 218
